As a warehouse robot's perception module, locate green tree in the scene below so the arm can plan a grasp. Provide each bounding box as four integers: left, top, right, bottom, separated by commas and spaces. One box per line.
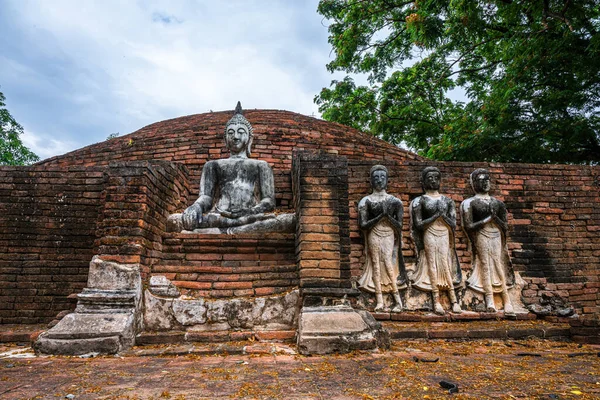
0, 91, 39, 165
316, 0, 600, 163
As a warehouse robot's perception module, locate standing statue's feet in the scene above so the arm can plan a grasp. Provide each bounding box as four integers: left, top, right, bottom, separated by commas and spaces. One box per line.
504, 302, 515, 316
433, 302, 445, 315
451, 303, 462, 313
485, 295, 497, 313
392, 293, 403, 313
374, 303, 385, 312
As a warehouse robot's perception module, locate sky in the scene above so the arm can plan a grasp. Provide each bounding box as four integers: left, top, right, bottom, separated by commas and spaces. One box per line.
0, 0, 351, 161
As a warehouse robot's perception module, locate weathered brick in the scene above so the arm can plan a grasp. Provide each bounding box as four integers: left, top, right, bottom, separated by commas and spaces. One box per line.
254, 330, 296, 342
213, 281, 253, 290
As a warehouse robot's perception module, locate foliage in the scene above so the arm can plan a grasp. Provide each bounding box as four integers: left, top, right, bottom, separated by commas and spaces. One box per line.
316, 0, 600, 163
0, 91, 39, 165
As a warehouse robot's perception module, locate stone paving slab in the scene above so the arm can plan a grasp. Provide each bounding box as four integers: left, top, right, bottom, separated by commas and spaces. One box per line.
1, 339, 599, 399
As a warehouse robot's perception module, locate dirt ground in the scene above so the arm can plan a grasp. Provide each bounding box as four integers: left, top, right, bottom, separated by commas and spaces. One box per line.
1, 339, 599, 399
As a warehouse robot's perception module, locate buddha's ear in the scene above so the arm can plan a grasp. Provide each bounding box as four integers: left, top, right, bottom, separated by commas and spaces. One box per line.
247, 134, 253, 157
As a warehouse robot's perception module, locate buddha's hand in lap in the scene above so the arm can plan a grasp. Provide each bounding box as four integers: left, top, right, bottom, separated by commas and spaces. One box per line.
219, 209, 250, 219
220, 207, 272, 220
182, 203, 203, 230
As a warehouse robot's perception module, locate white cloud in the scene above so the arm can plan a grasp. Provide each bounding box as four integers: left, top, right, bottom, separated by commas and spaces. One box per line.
2, 0, 339, 159
21, 130, 78, 161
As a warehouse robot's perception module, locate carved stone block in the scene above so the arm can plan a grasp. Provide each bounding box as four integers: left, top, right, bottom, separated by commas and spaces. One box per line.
35, 256, 142, 355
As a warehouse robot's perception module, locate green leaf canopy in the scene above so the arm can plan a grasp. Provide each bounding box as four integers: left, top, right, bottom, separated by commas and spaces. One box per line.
316, 0, 600, 163
0, 91, 39, 166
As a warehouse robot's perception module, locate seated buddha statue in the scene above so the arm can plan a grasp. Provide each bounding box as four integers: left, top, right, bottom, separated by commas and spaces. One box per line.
167, 102, 294, 234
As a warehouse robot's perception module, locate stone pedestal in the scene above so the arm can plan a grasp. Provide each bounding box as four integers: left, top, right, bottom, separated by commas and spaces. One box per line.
35, 256, 142, 355
297, 305, 389, 355
296, 288, 389, 355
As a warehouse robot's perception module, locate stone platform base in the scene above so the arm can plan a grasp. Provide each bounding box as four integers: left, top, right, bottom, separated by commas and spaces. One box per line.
297, 305, 389, 355
34, 312, 137, 355
371, 310, 536, 322
144, 288, 300, 332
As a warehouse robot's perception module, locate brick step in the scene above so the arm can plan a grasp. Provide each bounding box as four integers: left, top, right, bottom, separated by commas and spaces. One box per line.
2, 321, 573, 350
153, 264, 297, 275
136, 329, 296, 346
161, 232, 295, 255
123, 342, 298, 357
0, 324, 46, 343
383, 320, 572, 340
161, 251, 295, 260
135, 320, 572, 348
167, 281, 299, 296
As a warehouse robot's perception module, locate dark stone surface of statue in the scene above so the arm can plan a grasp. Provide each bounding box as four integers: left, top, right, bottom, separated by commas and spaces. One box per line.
168, 102, 294, 234
357, 165, 405, 312
461, 168, 515, 315
409, 167, 462, 314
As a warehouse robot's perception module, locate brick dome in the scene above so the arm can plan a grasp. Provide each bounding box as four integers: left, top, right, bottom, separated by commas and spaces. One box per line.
37, 109, 422, 174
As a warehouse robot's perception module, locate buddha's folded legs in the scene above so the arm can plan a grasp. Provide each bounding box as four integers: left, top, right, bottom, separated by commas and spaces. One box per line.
167, 212, 295, 234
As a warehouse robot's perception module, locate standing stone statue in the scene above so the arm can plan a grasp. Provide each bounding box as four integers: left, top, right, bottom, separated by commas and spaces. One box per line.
357, 165, 404, 312
168, 102, 294, 234
461, 168, 515, 314
409, 167, 462, 314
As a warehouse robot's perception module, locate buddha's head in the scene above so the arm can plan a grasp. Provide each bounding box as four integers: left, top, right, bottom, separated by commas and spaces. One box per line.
470, 168, 491, 194
370, 164, 388, 192
421, 166, 441, 192
225, 102, 253, 156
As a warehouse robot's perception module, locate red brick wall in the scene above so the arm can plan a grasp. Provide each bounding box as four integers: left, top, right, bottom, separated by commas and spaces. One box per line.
95, 161, 189, 277
347, 160, 600, 317
293, 152, 351, 290
0, 166, 106, 324
155, 233, 297, 298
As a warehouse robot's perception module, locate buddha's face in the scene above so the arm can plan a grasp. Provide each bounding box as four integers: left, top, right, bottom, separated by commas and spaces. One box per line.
225, 122, 250, 153
474, 173, 491, 193
371, 170, 388, 191
423, 171, 441, 191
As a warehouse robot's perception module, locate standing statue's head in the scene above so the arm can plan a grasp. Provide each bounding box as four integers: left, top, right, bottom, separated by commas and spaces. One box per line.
370, 164, 388, 192
421, 166, 441, 191
470, 168, 491, 194
225, 101, 254, 157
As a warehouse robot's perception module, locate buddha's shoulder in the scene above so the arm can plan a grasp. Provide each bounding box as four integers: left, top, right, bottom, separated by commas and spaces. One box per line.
248, 158, 270, 167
